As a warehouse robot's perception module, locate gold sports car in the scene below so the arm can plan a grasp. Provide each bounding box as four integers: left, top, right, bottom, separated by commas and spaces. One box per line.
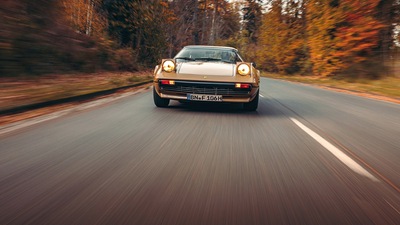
153, 45, 260, 111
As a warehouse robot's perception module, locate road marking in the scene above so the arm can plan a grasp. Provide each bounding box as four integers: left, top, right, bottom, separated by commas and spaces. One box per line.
385, 199, 400, 215
0, 89, 146, 135
259, 94, 265, 98
290, 117, 379, 182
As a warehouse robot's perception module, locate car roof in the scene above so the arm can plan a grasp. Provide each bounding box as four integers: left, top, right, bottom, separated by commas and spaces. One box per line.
183, 45, 238, 51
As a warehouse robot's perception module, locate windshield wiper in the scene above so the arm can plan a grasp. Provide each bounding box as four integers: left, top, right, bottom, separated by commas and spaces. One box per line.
175, 57, 196, 61
195, 57, 221, 62
220, 59, 234, 64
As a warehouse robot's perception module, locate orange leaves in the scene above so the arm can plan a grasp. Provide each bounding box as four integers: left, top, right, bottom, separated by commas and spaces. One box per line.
334, 0, 384, 69
306, 0, 342, 76
305, 0, 385, 76
258, 0, 388, 76
160, 1, 177, 25
257, 0, 307, 74
60, 0, 106, 37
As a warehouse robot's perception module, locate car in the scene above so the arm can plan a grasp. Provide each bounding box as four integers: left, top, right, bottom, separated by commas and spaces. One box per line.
153, 45, 260, 111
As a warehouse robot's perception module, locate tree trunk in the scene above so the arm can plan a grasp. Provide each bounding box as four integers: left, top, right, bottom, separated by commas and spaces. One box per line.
201, 0, 207, 44
85, 0, 92, 35
209, 0, 217, 44
377, 0, 395, 76
193, 0, 200, 44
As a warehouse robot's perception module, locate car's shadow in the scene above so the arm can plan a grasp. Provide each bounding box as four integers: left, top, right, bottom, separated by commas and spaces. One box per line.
163, 99, 285, 117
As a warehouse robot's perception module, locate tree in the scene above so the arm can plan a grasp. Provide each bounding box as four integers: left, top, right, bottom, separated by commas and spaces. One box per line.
243, 0, 263, 42
376, 0, 400, 76
103, 0, 175, 65
257, 0, 308, 74
218, 1, 241, 40
166, 0, 240, 56
61, 0, 106, 37
306, 0, 342, 76
333, 0, 384, 76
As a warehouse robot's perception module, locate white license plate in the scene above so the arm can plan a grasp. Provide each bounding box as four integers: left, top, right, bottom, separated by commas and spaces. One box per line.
187, 94, 223, 102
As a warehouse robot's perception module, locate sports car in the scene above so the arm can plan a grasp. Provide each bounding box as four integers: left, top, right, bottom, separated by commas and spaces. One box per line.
153, 45, 260, 111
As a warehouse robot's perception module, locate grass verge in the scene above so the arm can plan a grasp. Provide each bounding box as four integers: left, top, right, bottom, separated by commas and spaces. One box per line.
0, 71, 153, 112
263, 73, 400, 102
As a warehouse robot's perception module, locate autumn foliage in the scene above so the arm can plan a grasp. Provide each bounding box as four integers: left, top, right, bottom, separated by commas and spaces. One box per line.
333, 0, 385, 72
0, 0, 397, 77
258, 0, 307, 74
0, 0, 243, 76
257, 0, 395, 77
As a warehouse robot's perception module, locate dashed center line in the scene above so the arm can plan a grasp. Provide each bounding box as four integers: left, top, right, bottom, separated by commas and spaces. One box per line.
290, 117, 379, 182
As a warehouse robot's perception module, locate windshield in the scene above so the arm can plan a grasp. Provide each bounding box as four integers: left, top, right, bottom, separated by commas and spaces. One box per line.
174, 47, 243, 64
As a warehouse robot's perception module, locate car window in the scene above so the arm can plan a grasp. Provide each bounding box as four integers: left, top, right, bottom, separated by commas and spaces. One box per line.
175, 48, 240, 64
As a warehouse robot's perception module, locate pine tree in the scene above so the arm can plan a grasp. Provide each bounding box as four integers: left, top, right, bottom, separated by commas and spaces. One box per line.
243, 0, 263, 43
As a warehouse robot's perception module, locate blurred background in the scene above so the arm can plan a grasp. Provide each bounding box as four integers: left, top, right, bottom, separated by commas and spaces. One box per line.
1, 2, 400, 223
0, 0, 399, 78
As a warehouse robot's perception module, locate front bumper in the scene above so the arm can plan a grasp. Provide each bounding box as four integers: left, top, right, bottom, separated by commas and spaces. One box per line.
154, 80, 259, 103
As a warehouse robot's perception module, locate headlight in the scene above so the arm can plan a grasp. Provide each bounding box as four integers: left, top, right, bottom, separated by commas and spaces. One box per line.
162, 60, 175, 72
237, 64, 250, 76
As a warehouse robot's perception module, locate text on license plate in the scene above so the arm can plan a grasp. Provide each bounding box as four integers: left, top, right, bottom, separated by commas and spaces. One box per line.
187, 94, 223, 102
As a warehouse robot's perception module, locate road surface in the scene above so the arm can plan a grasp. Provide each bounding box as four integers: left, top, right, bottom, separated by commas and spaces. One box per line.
1, 78, 399, 224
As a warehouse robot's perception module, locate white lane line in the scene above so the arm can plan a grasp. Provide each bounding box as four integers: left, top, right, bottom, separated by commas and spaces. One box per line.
0, 89, 146, 135
290, 117, 379, 182
385, 199, 400, 215
259, 94, 265, 98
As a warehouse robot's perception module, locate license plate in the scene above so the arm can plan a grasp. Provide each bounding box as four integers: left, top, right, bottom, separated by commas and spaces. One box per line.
187, 94, 223, 102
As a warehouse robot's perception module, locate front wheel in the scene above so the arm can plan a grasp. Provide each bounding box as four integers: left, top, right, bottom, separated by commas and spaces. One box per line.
243, 90, 259, 111
153, 88, 170, 107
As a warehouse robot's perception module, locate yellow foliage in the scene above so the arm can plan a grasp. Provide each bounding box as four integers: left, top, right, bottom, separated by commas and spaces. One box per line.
333, 0, 384, 69
307, 0, 385, 76
257, 1, 306, 74
60, 0, 106, 37
307, 0, 341, 76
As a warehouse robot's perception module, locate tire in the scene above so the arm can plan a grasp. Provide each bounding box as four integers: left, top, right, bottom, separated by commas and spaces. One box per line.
153, 88, 170, 107
243, 90, 259, 111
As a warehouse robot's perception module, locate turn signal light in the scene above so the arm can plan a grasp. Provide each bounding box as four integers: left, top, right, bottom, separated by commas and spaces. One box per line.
160, 80, 175, 85
235, 83, 251, 89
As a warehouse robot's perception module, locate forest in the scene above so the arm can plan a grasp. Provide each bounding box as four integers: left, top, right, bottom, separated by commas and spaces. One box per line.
0, 0, 399, 78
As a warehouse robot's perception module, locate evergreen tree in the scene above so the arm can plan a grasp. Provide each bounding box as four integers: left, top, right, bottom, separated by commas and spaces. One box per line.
243, 0, 263, 42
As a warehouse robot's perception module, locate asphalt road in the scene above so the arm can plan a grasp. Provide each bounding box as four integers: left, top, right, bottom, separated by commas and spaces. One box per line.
1, 78, 399, 224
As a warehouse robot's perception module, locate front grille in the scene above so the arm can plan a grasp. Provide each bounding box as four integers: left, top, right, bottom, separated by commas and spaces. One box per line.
160, 81, 250, 96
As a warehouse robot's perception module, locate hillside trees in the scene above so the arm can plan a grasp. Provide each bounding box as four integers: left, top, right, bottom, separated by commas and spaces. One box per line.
101, 0, 240, 62
4, 1, 396, 77
376, 0, 400, 75
333, 0, 384, 76
258, 0, 395, 77
1, 0, 244, 76
224, 0, 263, 63
60, 0, 106, 37
243, 0, 263, 43
0, 0, 115, 76
102, 0, 175, 65
167, 0, 241, 56
257, 0, 308, 74
307, 0, 386, 77
306, 0, 342, 76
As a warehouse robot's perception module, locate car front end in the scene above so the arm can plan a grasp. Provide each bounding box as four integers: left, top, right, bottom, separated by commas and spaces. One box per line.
153, 46, 260, 110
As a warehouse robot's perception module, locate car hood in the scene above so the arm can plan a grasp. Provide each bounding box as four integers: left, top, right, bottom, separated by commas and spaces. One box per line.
177, 62, 235, 76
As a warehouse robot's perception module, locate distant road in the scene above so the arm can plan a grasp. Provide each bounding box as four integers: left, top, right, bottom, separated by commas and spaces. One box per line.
1, 78, 399, 224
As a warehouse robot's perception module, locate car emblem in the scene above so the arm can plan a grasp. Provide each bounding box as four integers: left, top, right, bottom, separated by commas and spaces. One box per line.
203, 76, 207, 79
